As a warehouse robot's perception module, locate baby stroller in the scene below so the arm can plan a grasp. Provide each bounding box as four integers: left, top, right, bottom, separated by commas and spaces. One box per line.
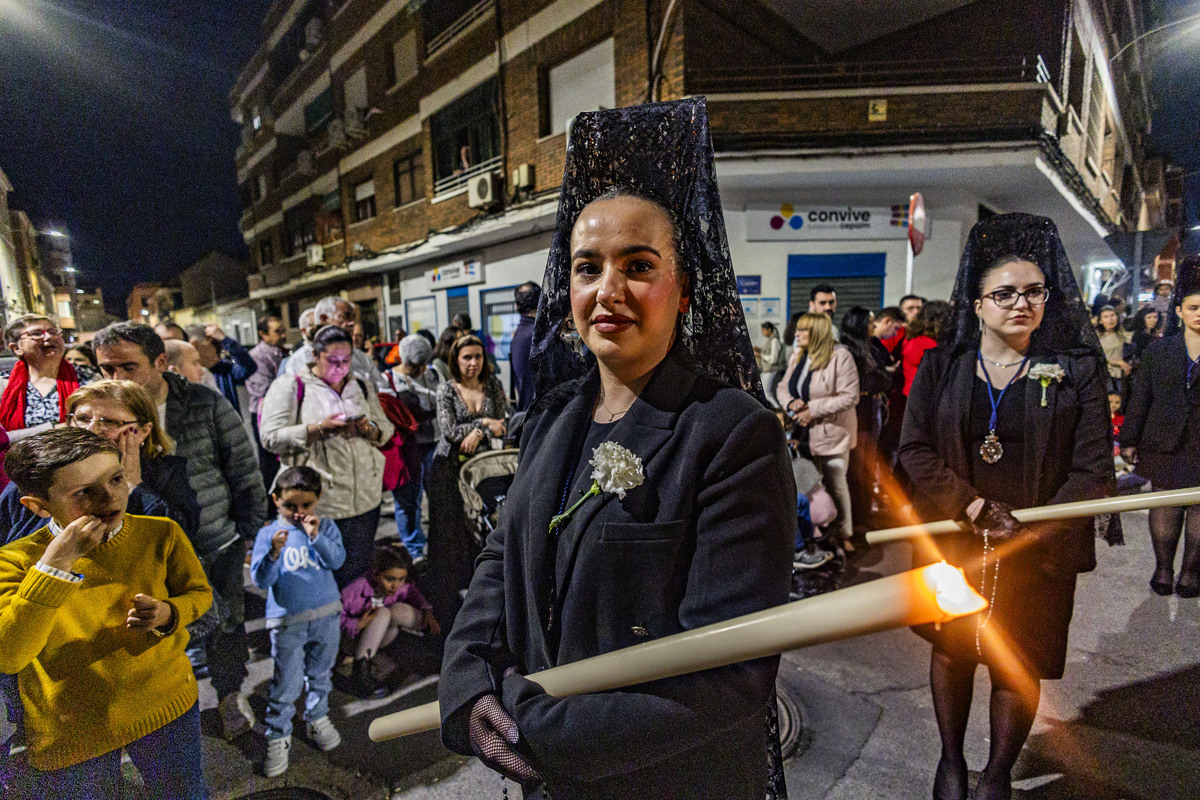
458, 448, 520, 547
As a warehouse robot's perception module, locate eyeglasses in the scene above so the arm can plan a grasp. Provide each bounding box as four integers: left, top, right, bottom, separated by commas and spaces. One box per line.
68, 413, 139, 431
19, 327, 62, 341
981, 286, 1051, 309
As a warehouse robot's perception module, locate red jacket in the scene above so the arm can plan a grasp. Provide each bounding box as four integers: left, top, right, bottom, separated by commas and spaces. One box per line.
902, 335, 938, 396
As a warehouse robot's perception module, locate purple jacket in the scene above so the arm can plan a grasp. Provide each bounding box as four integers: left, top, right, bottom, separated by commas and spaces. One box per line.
339, 574, 432, 638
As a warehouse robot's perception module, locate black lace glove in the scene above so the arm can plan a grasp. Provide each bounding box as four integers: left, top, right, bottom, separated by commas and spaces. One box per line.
468, 693, 542, 785
972, 500, 1020, 541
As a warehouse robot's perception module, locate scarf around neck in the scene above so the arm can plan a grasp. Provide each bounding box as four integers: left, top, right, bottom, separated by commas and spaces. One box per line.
0, 358, 79, 431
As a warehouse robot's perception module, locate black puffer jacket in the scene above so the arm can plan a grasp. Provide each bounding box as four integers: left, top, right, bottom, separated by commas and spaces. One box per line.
162, 372, 266, 556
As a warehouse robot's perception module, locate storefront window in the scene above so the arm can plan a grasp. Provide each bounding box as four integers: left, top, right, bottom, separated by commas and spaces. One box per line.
481, 286, 520, 361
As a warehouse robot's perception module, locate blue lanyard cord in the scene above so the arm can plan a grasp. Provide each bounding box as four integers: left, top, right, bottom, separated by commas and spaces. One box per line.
977, 351, 1031, 433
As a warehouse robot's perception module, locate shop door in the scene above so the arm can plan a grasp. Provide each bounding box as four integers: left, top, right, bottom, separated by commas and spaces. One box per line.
446, 287, 470, 328
787, 253, 886, 329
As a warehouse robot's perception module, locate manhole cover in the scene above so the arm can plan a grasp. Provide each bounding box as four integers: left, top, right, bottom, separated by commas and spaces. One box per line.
776, 677, 807, 761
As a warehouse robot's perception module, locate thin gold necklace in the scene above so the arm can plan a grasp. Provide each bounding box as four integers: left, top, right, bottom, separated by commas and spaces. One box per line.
597, 391, 632, 423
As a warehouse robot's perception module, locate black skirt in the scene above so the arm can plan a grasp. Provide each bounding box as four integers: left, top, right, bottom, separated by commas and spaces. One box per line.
1135, 398, 1200, 490
914, 533, 1078, 680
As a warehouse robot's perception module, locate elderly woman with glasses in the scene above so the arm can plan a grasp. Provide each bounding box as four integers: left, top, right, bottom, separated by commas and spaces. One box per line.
0, 314, 97, 441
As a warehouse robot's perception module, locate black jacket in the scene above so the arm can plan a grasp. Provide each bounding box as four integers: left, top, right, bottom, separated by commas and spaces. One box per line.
439, 348, 794, 798
1122, 334, 1190, 454
899, 346, 1112, 575
163, 372, 266, 556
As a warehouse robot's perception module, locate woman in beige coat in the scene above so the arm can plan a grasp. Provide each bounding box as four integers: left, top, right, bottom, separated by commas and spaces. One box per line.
776, 313, 860, 551
260, 324, 394, 587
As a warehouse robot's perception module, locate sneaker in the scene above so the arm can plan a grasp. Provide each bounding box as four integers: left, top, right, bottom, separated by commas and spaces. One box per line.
218, 692, 254, 740
306, 715, 341, 751
793, 549, 833, 570
264, 735, 290, 777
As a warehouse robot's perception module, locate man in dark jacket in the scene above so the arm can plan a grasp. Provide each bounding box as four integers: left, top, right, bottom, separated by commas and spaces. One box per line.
509, 281, 540, 411
186, 323, 257, 416
93, 322, 267, 740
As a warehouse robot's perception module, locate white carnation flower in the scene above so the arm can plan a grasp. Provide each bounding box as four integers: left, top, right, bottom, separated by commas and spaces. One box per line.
589, 441, 645, 499
1028, 363, 1065, 382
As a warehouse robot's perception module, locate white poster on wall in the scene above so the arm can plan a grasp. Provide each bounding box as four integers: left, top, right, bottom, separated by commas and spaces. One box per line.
405, 296, 438, 333
747, 203, 911, 241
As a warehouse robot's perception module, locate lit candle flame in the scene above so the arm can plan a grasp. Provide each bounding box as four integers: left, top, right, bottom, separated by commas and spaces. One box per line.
923, 561, 988, 616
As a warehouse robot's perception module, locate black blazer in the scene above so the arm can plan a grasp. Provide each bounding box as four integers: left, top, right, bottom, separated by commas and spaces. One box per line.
439, 348, 794, 799
899, 346, 1112, 575
1122, 334, 1190, 453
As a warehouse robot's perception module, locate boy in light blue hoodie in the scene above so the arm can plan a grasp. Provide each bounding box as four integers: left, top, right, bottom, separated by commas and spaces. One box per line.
250, 466, 345, 778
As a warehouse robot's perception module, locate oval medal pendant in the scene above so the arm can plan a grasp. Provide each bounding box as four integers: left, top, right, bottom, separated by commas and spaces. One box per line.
980, 432, 1003, 464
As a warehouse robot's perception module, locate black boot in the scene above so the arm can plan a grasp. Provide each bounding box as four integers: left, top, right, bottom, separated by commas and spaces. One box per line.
350, 657, 387, 699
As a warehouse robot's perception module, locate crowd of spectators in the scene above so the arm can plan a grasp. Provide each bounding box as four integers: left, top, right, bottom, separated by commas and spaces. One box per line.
0, 264, 1191, 795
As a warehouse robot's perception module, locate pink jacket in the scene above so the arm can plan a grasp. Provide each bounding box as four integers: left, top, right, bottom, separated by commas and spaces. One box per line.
775, 345, 859, 455
339, 575, 432, 638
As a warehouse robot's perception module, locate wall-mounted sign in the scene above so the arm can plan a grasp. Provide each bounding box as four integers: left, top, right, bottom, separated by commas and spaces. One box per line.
747, 204, 911, 241
868, 99, 888, 122
426, 257, 484, 291
736, 275, 762, 295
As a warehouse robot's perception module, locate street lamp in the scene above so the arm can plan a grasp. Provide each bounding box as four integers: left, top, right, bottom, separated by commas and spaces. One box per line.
1110, 11, 1200, 62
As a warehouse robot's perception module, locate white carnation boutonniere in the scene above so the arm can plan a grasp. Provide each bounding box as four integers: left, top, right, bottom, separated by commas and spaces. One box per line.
1028, 363, 1066, 407
549, 442, 644, 534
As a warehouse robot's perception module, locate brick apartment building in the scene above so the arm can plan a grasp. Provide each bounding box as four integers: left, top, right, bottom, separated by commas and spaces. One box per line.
231, 0, 1173, 389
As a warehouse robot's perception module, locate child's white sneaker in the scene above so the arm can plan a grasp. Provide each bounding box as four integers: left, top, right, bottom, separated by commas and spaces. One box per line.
306, 715, 341, 751
264, 735, 290, 777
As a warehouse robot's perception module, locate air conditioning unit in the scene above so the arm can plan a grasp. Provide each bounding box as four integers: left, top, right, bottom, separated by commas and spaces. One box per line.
307, 244, 324, 266
326, 119, 348, 150
511, 163, 534, 190
468, 171, 500, 208
344, 107, 366, 138
305, 18, 325, 48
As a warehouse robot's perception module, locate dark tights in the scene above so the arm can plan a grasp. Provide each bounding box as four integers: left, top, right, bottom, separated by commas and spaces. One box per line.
1148, 506, 1200, 589
929, 650, 1040, 800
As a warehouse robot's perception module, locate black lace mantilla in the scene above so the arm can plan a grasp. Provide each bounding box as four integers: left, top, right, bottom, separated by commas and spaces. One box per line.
528, 97, 766, 405
1166, 254, 1200, 336
944, 212, 1101, 356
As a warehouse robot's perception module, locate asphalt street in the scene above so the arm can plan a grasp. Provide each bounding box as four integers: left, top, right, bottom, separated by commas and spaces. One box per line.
4, 510, 1197, 799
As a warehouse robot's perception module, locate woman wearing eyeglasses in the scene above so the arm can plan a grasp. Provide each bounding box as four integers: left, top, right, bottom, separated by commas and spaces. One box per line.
0, 380, 200, 546
899, 214, 1112, 800
0, 314, 96, 442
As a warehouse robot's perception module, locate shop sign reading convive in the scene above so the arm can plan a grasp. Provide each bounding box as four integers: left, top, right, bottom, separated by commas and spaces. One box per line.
747, 203, 911, 241
426, 257, 485, 291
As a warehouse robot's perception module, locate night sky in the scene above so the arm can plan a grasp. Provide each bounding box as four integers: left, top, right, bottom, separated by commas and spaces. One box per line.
0, 0, 272, 315
0, 0, 1197, 319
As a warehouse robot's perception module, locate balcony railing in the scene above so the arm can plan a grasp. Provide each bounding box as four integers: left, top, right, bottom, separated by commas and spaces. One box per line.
433, 153, 503, 197
689, 55, 1051, 95
426, 0, 494, 57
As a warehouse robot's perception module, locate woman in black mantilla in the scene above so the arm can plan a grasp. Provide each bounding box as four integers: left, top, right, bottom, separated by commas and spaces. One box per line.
1121, 255, 1200, 597
899, 213, 1114, 800
437, 99, 794, 799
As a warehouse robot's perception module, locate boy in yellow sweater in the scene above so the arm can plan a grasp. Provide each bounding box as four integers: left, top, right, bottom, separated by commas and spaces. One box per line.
0, 428, 212, 799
